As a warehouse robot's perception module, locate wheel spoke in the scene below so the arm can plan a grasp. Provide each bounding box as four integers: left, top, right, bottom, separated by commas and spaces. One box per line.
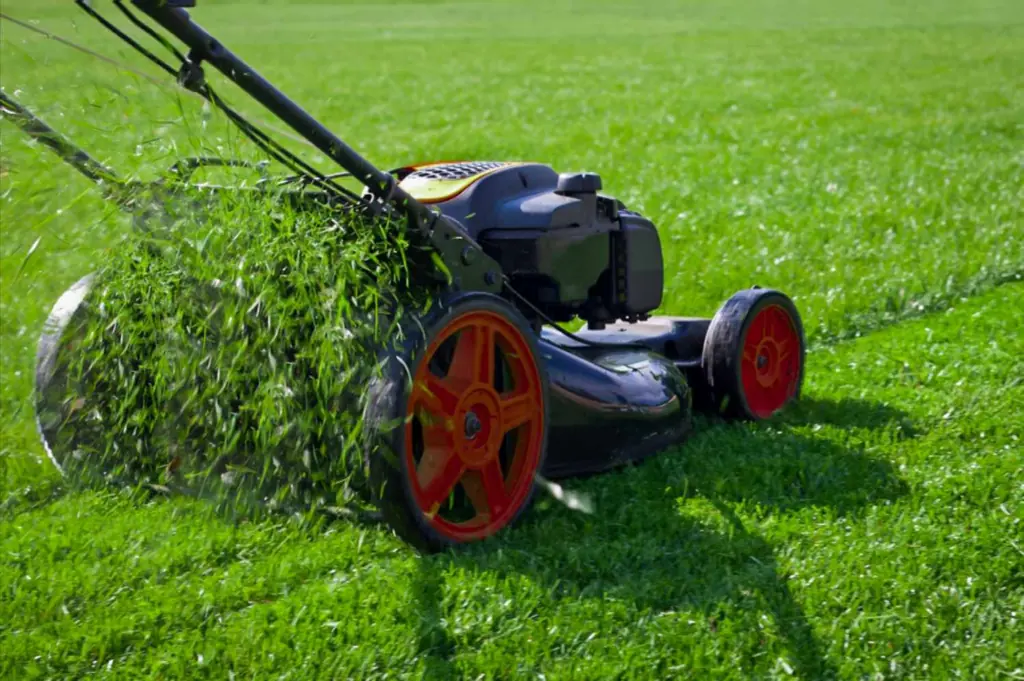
448, 323, 495, 386
414, 374, 461, 422
461, 459, 511, 519
499, 392, 536, 433
481, 460, 509, 515
421, 413, 456, 448
418, 446, 465, 511
460, 474, 490, 520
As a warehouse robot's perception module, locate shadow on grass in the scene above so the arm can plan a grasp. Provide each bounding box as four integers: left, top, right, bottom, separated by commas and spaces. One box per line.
787, 395, 918, 436
11, 393, 911, 678
414, 395, 911, 679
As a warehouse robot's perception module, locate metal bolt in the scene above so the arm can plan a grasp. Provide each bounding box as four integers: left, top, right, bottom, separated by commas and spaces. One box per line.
464, 412, 482, 440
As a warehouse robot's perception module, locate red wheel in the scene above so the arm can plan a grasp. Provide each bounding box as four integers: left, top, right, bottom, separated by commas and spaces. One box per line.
702, 289, 805, 420
739, 304, 803, 418
366, 294, 548, 551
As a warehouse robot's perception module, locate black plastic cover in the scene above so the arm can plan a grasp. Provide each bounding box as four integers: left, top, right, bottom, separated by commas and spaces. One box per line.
537, 333, 692, 478
556, 172, 602, 195
619, 211, 663, 315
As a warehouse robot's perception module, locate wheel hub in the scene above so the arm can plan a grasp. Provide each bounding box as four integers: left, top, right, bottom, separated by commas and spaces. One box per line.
464, 411, 482, 440
753, 338, 781, 387
455, 388, 500, 466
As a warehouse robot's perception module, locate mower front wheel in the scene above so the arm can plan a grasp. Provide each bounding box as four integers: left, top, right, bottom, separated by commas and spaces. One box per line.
364, 293, 549, 552
702, 288, 806, 420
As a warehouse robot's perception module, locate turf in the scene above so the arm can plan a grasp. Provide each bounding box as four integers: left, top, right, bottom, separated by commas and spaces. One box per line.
1, 0, 1022, 679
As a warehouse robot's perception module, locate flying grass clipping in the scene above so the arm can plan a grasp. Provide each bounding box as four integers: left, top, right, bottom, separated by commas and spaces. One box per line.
37, 186, 437, 519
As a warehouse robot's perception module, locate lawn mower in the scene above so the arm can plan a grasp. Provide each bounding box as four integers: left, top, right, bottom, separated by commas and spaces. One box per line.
3, 1, 806, 551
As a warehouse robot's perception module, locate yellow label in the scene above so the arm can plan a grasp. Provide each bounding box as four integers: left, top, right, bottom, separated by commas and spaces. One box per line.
398, 162, 523, 203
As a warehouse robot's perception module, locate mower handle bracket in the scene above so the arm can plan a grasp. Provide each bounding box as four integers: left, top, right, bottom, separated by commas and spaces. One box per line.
176, 50, 206, 92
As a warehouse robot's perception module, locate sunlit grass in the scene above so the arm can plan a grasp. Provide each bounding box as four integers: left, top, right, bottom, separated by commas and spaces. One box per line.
1, 0, 1022, 679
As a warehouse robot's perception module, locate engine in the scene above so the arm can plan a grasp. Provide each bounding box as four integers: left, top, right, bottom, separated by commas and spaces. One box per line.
397, 161, 664, 329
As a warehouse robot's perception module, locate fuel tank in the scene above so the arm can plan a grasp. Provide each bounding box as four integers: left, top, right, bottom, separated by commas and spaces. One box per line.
537, 330, 692, 478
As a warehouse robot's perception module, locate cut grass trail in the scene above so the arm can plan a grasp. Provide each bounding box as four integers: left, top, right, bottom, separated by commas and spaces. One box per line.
1, 0, 1022, 678
2, 284, 1021, 679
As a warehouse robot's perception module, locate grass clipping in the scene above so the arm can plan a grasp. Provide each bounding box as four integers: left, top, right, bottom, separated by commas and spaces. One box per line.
40, 187, 437, 518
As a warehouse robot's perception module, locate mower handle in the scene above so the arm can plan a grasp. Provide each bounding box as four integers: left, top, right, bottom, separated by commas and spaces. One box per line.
125, 0, 503, 293
128, 1, 422, 219
0, 89, 120, 186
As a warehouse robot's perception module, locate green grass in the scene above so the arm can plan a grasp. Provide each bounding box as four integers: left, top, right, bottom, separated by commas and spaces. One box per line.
30, 184, 434, 520
1, 0, 1022, 678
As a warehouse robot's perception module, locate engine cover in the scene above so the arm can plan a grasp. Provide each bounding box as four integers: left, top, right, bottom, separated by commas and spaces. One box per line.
398, 161, 664, 327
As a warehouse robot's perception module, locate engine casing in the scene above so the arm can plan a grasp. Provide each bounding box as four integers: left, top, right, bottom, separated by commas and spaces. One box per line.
397, 161, 664, 328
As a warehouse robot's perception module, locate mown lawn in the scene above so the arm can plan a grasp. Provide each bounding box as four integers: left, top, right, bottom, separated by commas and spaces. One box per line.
1, 0, 1022, 679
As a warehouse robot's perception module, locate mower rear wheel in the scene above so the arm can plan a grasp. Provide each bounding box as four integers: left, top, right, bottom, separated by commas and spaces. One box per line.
702, 288, 805, 420
365, 293, 549, 552
35, 274, 96, 473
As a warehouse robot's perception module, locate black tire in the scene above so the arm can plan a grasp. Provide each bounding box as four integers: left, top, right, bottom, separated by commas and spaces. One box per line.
701, 288, 806, 420
363, 292, 550, 553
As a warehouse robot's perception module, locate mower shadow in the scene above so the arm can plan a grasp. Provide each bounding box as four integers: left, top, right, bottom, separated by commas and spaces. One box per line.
416, 395, 911, 679
785, 395, 919, 437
